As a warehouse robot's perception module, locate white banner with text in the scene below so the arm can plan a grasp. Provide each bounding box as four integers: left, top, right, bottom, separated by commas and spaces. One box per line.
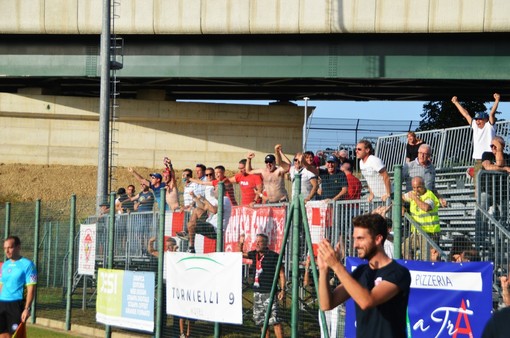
165, 252, 243, 324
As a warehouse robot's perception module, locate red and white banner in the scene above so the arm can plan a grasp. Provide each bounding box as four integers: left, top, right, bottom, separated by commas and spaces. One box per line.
163, 203, 331, 256
305, 201, 333, 257
164, 211, 186, 236
224, 206, 287, 254
164, 211, 216, 254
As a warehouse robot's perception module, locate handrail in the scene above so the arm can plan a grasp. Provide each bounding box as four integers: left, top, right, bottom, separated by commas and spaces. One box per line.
403, 212, 448, 261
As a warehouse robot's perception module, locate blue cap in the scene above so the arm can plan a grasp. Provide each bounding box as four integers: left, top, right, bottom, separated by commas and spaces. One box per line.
474, 112, 488, 120
150, 173, 162, 180
326, 155, 337, 163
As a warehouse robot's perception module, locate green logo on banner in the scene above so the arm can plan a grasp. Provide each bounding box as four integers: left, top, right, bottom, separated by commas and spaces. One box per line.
97, 269, 124, 316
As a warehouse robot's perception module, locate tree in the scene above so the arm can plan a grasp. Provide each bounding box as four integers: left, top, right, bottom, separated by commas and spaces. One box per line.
417, 100, 499, 131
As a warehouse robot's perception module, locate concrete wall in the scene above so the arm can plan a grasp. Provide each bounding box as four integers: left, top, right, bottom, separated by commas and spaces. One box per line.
0, 0, 509, 34
0, 93, 304, 170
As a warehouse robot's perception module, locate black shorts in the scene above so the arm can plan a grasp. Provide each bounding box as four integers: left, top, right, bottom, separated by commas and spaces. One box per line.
0, 300, 23, 334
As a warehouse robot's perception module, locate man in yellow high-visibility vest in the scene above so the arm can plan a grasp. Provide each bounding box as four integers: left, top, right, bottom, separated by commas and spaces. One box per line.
402, 176, 441, 260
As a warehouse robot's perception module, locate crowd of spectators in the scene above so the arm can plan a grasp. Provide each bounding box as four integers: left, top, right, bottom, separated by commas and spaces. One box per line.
91, 92, 510, 336
102, 91, 507, 263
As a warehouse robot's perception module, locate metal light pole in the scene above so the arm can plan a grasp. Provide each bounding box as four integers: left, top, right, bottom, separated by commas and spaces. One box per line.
302, 97, 309, 152
96, 0, 112, 212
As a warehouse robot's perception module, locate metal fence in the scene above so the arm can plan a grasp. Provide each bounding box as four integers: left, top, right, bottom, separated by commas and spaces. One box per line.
375, 121, 510, 172
0, 194, 400, 338
5, 120, 510, 335
475, 170, 510, 309
2, 183, 509, 336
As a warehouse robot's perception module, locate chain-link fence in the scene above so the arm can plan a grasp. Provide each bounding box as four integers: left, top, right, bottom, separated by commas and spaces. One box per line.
0, 190, 391, 338
4, 120, 510, 336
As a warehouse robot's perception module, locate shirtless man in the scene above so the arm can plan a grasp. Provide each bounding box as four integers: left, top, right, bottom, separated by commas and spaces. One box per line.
246, 144, 290, 203
163, 157, 180, 211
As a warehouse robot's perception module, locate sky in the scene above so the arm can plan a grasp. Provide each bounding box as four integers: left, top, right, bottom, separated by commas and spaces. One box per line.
190, 99, 510, 121
184, 99, 510, 151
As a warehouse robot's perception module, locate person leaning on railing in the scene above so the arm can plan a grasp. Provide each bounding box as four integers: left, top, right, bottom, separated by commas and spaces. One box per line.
481, 136, 510, 172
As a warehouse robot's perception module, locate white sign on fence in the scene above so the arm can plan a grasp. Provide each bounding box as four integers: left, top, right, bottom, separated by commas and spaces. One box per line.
78, 223, 96, 275
165, 252, 243, 324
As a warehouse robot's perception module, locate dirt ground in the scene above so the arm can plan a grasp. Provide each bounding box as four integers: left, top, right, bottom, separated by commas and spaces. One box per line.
0, 163, 235, 203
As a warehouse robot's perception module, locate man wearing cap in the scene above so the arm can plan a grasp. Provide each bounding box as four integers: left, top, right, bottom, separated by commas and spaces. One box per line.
318, 155, 348, 201
246, 144, 290, 203
128, 167, 168, 211
452, 93, 500, 184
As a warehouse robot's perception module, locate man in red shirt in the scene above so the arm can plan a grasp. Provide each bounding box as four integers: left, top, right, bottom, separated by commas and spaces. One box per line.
341, 162, 362, 200
229, 159, 263, 206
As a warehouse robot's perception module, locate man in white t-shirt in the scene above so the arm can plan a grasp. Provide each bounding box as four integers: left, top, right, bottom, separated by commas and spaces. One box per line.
355, 140, 391, 202
452, 93, 500, 184
288, 152, 318, 203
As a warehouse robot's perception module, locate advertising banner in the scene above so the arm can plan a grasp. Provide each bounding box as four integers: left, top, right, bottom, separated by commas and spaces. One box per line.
344, 258, 493, 338
96, 269, 155, 332
165, 252, 243, 324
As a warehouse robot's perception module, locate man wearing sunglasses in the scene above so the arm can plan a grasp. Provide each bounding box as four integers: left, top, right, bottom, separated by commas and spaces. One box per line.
356, 140, 391, 202
481, 136, 510, 172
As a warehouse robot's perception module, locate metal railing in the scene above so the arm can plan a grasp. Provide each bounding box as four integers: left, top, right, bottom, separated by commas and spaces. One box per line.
376, 121, 510, 172
401, 213, 447, 262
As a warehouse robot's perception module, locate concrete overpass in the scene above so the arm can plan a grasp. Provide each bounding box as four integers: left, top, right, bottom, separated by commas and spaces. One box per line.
1, 0, 510, 101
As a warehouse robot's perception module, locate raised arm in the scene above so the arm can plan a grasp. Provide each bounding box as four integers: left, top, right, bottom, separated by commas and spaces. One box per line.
451, 96, 472, 125
246, 152, 255, 173
275, 144, 290, 172
318, 239, 401, 311
164, 157, 177, 189
489, 93, 500, 125
246, 152, 264, 175
128, 167, 150, 186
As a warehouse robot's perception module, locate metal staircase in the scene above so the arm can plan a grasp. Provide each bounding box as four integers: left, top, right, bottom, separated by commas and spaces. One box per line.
108, 0, 123, 193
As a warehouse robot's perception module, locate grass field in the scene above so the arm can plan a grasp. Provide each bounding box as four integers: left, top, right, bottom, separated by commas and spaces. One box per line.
28, 325, 82, 337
